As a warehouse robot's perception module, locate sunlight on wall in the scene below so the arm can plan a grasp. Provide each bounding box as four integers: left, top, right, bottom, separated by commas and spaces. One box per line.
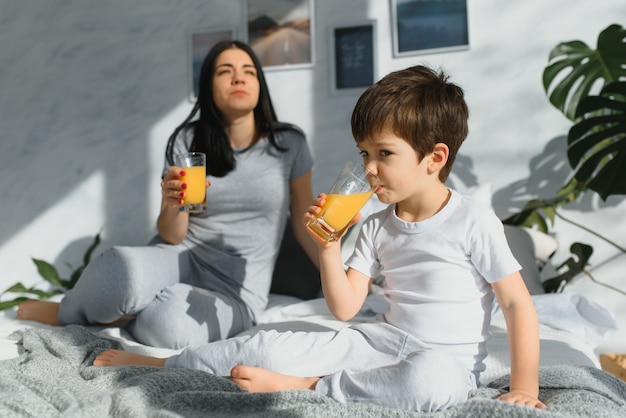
0, 172, 105, 290
147, 100, 196, 227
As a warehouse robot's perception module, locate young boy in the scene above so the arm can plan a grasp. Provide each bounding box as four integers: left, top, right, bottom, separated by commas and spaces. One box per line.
93, 65, 545, 412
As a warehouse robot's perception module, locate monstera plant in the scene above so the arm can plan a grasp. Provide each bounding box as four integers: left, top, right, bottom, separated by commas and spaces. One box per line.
503, 24, 626, 292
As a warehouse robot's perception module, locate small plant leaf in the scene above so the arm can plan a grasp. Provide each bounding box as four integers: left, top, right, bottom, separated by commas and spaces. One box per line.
0, 231, 102, 310
32, 258, 64, 289
2, 282, 58, 299
502, 198, 563, 232
83, 233, 101, 266
0, 297, 32, 310
66, 232, 101, 290
2, 282, 31, 294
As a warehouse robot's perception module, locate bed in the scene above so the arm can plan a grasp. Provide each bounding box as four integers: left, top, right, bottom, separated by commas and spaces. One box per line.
0, 199, 625, 417
0, 291, 623, 417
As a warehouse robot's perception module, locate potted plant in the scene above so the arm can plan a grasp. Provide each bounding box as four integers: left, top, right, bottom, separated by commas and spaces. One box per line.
0, 233, 101, 310
503, 24, 626, 292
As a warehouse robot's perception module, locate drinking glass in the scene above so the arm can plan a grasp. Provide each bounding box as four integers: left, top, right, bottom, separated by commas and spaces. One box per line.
306, 161, 378, 242
174, 152, 207, 213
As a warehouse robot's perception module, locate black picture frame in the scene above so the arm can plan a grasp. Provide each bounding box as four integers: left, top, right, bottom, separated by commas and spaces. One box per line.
391, 0, 469, 57
330, 21, 376, 95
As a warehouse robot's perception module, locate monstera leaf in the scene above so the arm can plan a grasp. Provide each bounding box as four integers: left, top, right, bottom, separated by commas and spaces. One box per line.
543, 24, 626, 121
567, 81, 626, 200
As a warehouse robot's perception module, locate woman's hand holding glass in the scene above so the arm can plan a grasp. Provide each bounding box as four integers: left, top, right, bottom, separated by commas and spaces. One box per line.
161, 166, 211, 211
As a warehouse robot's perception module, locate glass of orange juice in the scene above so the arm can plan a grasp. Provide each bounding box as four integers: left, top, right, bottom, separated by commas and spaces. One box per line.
174, 152, 207, 213
307, 161, 378, 242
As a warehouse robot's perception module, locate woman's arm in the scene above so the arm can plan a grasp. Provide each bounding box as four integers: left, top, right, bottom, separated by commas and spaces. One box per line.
157, 166, 191, 244
289, 170, 319, 268
492, 272, 546, 408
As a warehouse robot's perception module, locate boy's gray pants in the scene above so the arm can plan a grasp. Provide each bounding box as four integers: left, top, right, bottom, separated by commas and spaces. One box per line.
166, 321, 476, 412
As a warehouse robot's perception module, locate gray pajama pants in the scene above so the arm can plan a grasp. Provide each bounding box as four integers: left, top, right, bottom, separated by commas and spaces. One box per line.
165, 321, 477, 412
57, 244, 253, 349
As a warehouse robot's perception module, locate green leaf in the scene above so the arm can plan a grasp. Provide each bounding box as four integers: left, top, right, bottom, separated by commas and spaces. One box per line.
0, 297, 31, 311
501, 199, 557, 232
2, 282, 30, 294
0, 231, 102, 309
566, 81, 626, 200
83, 233, 101, 266
543, 24, 626, 121
0, 281, 60, 300
65, 232, 101, 290
32, 258, 64, 289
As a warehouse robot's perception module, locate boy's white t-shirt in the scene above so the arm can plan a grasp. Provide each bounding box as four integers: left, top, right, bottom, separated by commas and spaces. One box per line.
346, 189, 521, 374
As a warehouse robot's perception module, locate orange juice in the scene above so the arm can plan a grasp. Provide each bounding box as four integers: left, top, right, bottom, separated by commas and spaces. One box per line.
181, 166, 206, 204
320, 192, 373, 229
307, 191, 373, 241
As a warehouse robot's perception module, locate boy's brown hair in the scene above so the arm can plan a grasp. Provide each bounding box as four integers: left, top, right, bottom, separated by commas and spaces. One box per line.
351, 65, 469, 182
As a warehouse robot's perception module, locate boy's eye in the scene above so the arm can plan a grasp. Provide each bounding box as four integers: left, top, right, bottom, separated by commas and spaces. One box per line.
359, 150, 369, 157
380, 150, 391, 156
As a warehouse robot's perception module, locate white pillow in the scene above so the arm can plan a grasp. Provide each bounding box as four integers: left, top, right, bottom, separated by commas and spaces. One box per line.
503, 225, 557, 294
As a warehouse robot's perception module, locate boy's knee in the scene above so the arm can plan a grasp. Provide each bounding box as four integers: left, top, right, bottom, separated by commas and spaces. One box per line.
401, 350, 470, 411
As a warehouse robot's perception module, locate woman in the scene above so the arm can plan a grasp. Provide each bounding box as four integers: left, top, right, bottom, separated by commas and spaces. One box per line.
17, 41, 317, 349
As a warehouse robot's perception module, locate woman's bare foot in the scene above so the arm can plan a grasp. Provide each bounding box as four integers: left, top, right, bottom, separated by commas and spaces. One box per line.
98, 315, 134, 327
93, 349, 166, 367
230, 365, 319, 392
16, 300, 133, 327
15, 300, 60, 325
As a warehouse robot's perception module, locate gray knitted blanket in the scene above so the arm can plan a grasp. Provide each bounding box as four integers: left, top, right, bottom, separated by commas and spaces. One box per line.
1, 325, 625, 417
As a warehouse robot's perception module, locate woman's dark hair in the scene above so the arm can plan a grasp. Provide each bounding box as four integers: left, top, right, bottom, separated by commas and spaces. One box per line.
165, 40, 293, 177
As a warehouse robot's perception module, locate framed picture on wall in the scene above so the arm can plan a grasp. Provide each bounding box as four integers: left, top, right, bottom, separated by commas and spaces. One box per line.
330, 21, 377, 96
188, 27, 235, 101
244, 0, 315, 70
391, 0, 469, 57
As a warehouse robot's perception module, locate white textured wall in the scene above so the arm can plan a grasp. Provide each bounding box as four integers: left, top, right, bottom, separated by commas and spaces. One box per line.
1, 0, 625, 340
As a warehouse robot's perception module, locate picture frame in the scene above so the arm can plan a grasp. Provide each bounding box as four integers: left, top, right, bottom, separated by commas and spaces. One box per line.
188, 27, 236, 101
244, 0, 315, 71
391, 0, 469, 58
329, 21, 377, 96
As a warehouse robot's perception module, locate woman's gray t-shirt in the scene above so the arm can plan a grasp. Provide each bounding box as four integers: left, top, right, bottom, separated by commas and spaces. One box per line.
163, 128, 314, 320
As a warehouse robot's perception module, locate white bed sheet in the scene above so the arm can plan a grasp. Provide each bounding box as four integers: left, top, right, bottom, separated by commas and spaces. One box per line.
0, 293, 616, 385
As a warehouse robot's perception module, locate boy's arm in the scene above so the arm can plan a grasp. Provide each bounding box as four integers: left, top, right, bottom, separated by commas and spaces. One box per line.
491, 272, 546, 409
318, 244, 371, 321
303, 194, 371, 321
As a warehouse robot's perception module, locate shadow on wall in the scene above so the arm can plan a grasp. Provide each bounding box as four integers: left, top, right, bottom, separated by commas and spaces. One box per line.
446, 154, 480, 191
493, 136, 625, 221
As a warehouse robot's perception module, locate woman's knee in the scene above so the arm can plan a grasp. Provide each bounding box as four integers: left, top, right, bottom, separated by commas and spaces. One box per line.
128, 286, 252, 349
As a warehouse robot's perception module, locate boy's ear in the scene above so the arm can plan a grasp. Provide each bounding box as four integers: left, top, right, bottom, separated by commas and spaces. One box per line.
429, 143, 449, 171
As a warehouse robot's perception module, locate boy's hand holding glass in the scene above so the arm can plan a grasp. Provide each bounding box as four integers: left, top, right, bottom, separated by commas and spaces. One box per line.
306, 161, 378, 242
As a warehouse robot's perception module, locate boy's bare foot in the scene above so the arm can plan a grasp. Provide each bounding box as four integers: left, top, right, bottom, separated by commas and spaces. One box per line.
230, 365, 319, 392
15, 300, 60, 325
93, 349, 166, 367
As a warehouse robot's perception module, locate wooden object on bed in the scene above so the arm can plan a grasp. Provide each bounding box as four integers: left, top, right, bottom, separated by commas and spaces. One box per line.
599, 353, 626, 382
